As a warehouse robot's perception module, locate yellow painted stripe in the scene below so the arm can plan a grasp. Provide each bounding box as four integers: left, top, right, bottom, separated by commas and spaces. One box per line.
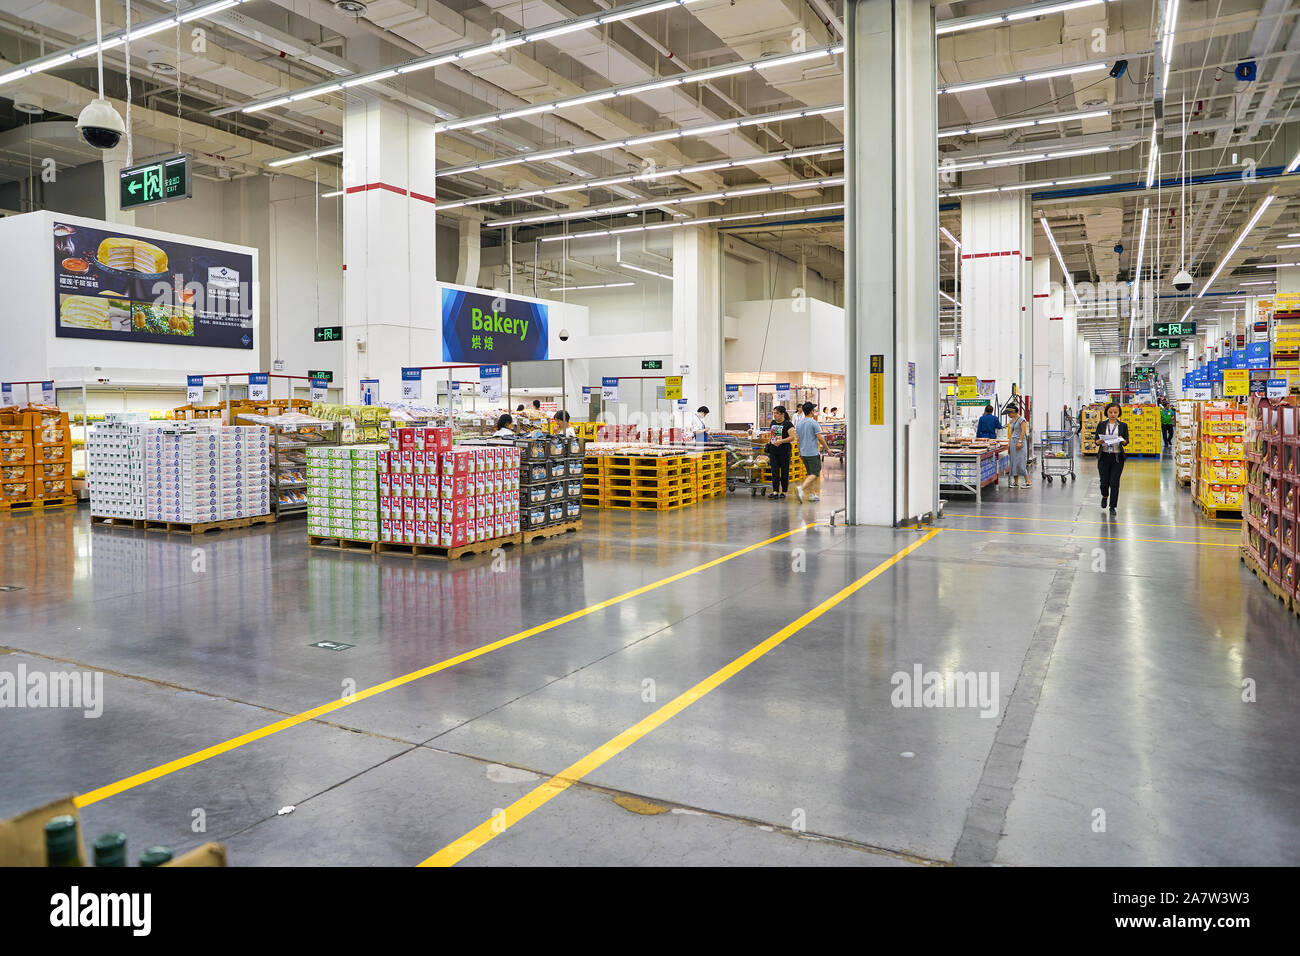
421, 528, 942, 867
944, 513, 1239, 532
74, 521, 818, 809
941, 526, 1238, 548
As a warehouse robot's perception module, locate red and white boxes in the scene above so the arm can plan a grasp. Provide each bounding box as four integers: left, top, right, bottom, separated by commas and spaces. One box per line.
377, 433, 520, 548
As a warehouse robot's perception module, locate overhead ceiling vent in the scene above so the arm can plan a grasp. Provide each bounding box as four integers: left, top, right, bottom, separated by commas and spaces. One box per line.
334, 0, 368, 14
12, 93, 43, 115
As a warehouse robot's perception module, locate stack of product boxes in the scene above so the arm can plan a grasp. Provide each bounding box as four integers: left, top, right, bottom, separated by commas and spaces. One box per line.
141, 423, 222, 523
305, 444, 384, 542
1175, 399, 1198, 484
221, 426, 271, 519
378, 427, 523, 548
520, 434, 584, 530
86, 412, 149, 519
1199, 403, 1248, 512
0, 405, 73, 504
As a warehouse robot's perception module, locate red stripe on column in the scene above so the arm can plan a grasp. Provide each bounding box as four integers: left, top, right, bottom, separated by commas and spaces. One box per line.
1033, 293, 1050, 298
960, 249, 1023, 259
346, 182, 437, 205
1049, 315, 1064, 321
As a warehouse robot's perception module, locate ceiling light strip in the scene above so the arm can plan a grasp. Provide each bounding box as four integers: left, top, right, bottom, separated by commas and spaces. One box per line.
437, 105, 844, 179
936, 0, 1108, 37
235, 0, 706, 114
939, 108, 1110, 139
1040, 216, 1080, 305
266, 145, 343, 169
0, 0, 249, 89
939, 226, 961, 248
1191, 194, 1275, 320
538, 203, 845, 242
550, 282, 636, 291
946, 143, 1112, 172
938, 60, 1110, 96
438, 144, 844, 210
434, 44, 843, 133
941, 174, 1111, 198
484, 176, 844, 228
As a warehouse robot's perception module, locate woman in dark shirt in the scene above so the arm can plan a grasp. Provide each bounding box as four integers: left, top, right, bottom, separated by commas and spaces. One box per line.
975, 404, 1001, 439
767, 405, 795, 499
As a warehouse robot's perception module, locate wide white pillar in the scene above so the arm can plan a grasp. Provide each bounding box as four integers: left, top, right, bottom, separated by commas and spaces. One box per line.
672, 226, 724, 427
959, 193, 1029, 404
1030, 255, 1051, 433
1045, 258, 1066, 422
342, 98, 437, 401
844, 0, 937, 525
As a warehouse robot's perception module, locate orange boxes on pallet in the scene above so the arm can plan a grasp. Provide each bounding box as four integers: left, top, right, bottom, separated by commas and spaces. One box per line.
0, 406, 73, 506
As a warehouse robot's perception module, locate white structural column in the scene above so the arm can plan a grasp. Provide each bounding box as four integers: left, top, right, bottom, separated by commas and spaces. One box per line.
672, 226, 724, 427
959, 193, 1030, 402
342, 97, 437, 400
1030, 255, 1051, 433
101, 144, 135, 226
844, 0, 937, 526
1044, 258, 1066, 423
1061, 304, 1077, 429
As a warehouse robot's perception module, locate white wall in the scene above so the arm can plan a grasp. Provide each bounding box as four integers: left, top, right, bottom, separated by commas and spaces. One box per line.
725, 297, 846, 376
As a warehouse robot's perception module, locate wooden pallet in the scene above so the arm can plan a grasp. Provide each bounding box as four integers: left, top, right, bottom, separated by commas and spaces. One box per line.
143, 513, 277, 535
307, 534, 379, 553
523, 519, 582, 544
1245, 554, 1295, 608
0, 495, 78, 513
1176, 476, 1193, 487
1198, 501, 1243, 521
90, 514, 144, 528
377, 532, 522, 560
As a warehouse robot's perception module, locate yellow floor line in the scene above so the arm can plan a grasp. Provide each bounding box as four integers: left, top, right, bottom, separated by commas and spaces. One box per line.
74, 521, 819, 809
941, 526, 1239, 548
420, 528, 942, 867
944, 513, 1240, 533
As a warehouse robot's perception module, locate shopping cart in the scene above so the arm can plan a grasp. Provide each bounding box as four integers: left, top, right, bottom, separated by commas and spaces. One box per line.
1039, 430, 1075, 484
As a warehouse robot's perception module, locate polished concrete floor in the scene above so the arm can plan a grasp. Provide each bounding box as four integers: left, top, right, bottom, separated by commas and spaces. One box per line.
0, 451, 1297, 866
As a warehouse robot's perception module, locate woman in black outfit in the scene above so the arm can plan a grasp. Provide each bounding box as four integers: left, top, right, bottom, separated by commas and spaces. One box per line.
768, 405, 795, 499
1094, 402, 1129, 515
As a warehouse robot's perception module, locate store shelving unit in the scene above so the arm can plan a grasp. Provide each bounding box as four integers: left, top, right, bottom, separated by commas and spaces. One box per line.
938, 441, 1008, 502
1197, 402, 1247, 519
236, 412, 341, 517
1242, 397, 1299, 610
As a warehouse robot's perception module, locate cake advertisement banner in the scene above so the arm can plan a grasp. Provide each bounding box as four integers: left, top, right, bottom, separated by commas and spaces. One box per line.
441, 288, 548, 363
53, 220, 254, 349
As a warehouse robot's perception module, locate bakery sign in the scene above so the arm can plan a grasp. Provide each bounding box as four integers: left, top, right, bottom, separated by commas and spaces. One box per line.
440, 287, 548, 363
53, 220, 255, 349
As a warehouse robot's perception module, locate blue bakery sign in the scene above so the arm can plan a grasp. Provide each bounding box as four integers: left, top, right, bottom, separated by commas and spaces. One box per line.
441, 288, 548, 363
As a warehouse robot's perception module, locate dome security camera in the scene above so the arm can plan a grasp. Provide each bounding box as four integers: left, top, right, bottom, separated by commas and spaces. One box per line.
76, 98, 125, 150
558, 328, 570, 342
1172, 269, 1194, 293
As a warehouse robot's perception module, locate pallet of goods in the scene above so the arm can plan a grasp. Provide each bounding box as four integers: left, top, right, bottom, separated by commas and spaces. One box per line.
1120, 404, 1162, 456
519, 433, 584, 536
0, 405, 76, 513
1241, 397, 1299, 611
1197, 403, 1247, 518
305, 444, 385, 550
1081, 405, 1102, 455
1175, 399, 1198, 485
582, 443, 721, 510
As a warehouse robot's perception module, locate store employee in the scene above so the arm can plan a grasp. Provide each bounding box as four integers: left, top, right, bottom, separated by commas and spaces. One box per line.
975, 404, 1001, 439
691, 406, 710, 442
493, 413, 515, 437
1094, 403, 1128, 515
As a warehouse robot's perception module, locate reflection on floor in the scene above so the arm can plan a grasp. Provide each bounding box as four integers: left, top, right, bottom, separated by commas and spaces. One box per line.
0, 454, 1296, 866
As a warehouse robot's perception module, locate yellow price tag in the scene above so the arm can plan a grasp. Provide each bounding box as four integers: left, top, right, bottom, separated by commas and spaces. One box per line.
664, 376, 682, 400
957, 376, 977, 400
1224, 369, 1249, 397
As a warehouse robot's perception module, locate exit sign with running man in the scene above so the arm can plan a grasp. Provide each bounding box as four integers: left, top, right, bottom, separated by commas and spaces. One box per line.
119, 153, 192, 210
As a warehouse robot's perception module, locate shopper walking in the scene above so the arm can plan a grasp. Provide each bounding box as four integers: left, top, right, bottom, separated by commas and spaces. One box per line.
1095, 402, 1128, 514
976, 404, 1001, 439
690, 406, 709, 442
1006, 406, 1030, 488
1160, 401, 1175, 450
766, 405, 795, 499
794, 402, 828, 502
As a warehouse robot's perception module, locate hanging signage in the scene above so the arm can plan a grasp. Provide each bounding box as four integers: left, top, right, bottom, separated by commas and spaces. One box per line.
1228, 349, 1247, 369
248, 372, 269, 401
306, 369, 333, 383
186, 375, 204, 404
40, 381, 55, 404
870, 355, 885, 425
314, 326, 344, 343
1148, 337, 1181, 350
441, 288, 548, 363
956, 375, 977, 400
54, 220, 253, 349
1190, 387, 1213, 399
1132, 366, 1156, 378
309, 378, 329, 402
642, 359, 663, 370
1254, 321, 1269, 333
1155, 321, 1196, 336
581, 386, 591, 403
602, 376, 620, 402
360, 379, 379, 405
400, 368, 422, 401
1224, 368, 1249, 397
1267, 379, 1289, 398
775, 383, 792, 404
1095, 389, 1110, 398
1245, 341, 1271, 369
664, 375, 683, 401
724, 384, 741, 403
119, 153, 191, 210
0, 384, 12, 407
479, 364, 502, 403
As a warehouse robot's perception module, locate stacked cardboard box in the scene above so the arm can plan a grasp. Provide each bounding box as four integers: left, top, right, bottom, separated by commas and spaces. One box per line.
1198, 403, 1248, 513
86, 413, 149, 519
378, 428, 523, 547
519, 434, 584, 524
1175, 399, 1198, 484
0, 405, 73, 504
221, 426, 271, 519
305, 444, 384, 543
141, 424, 221, 523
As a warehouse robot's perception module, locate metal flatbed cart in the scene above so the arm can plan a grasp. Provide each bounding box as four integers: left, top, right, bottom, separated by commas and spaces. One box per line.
1040, 430, 1076, 484
712, 435, 770, 496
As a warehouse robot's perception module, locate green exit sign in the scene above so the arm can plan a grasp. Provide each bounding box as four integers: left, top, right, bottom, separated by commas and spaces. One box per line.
314, 326, 343, 342
307, 370, 333, 382
642, 359, 663, 370
1155, 321, 1196, 336
1133, 366, 1156, 377
1147, 337, 1182, 350
119, 153, 191, 210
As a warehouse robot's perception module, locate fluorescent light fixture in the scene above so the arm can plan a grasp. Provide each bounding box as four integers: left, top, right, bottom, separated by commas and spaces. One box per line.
526, 21, 592, 42
939, 289, 959, 305
539, 203, 845, 242
437, 144, 842, 210
942, 173, 1110, 198
1239, 280, 1275, 285
484, 176, 844, 227
939, 108, 1110, 139
940, 226, 961, 248
267, 145, 343, 168
551, 282, 636, 291
1161, 0, 1180, 95
1040, 216, 1079, 305
939, 61, 1109, 96
1132, 205, 1150, 300
1196, 194, 1275, 298
1279, 243, 1300, 249
619, 262, 673, 280
947, 144, 1111, 172
320, 190, 343, 198
936, 0, 1108, 37
435, 45, 840, 133
1144, 127, 1159, 188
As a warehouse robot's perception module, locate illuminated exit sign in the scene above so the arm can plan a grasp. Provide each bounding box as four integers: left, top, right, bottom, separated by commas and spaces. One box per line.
119, 153, 192, 210
1154, 321, 1196, 337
